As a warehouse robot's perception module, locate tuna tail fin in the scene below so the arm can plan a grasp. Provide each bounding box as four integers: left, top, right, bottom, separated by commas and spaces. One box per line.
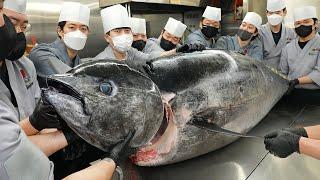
188, 117, 263, 139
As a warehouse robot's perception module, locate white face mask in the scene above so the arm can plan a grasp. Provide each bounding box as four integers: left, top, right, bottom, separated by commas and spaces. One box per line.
63, 30, 88, 51
111, 34, 133, 53
267, 14, 283, 26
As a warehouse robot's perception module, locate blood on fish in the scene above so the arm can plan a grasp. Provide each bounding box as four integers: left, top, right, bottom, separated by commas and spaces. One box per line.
130, 149, 157, 163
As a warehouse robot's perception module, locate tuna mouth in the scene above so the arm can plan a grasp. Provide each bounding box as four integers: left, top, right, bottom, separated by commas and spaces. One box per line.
45, 78, 92, 116
130, 102, 178, 166
46, 78, 84, 103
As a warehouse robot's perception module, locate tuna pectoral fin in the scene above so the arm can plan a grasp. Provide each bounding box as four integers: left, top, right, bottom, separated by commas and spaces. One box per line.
188, 118, 263, 139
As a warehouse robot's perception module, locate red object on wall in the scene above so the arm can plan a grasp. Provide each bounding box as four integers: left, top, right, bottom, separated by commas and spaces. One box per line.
236, 0, 243, 7
30, 35, 37, 45
26, 35, 38, 54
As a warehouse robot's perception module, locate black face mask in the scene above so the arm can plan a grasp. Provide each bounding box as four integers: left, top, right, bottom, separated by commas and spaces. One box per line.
201, 25, 219, 38
160, 37, 176, 51
0, 15, 17, 60
132, 40, 146, 51
237, 29, 253, 41
295, 25, 313, 38
7, 32, 27, 61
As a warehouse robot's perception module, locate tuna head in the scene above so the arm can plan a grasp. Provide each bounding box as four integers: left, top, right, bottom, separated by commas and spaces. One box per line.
43, 60, 164, 151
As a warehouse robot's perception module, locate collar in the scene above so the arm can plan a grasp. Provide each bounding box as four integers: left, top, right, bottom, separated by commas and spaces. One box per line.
106, 45, 127, 61
52, 38, 80, 63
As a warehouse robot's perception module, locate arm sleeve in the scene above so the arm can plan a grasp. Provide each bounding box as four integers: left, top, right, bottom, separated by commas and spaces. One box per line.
251, 39, 263, 61
125, 49, 153, 76
134, 49, 153, 62
29, 59, 41, 104
0, 100, 21, 179
0, 95, 54, 180
307, 53, 320, 86
0, 96, 21, 162
279, 47, 289, 75
186, 34, 205, 46
143, 40, 164, 57
259, 35, 267, 59
214, 36, 228, 50
29, 47, 72, 76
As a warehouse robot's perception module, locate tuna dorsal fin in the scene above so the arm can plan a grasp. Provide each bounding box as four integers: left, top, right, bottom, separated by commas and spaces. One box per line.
188, 117, 263, 139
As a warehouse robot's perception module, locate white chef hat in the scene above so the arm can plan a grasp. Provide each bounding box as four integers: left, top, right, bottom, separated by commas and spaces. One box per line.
4, 0, 27, 14
267, 0, 286, 12
101, 4, 131, 34
242, 12, 262, 29
59, 2, 90, 27
293, 6, 317, 22
164, 17, 187, 38
130, 17, 146, 34
202, 6, 221, 21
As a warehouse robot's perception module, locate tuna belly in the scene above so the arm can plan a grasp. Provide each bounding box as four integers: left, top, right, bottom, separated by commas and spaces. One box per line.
163, 92, 282, 165
131, 103, 178, 166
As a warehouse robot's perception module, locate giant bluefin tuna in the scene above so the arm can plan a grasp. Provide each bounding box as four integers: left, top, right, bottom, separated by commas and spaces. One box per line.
131, 50, 288, 166
43, 50, 288, 167
43, 60, 164, 151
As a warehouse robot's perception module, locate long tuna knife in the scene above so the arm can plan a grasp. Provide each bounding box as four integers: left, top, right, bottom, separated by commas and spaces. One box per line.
188, 118, 264, 139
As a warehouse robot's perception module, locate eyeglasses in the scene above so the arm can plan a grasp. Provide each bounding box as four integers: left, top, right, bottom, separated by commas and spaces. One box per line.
21, 23, 32, 32
8, 17, 32, 33
163, 32, 180, 43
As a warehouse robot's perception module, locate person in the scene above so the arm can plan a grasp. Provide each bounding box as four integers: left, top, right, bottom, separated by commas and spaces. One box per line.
130, 17, 164, 56
215, 12, 263, 60
0, 94, 132, 180
95, 4, 204, 74
259, 0, 296, 69
279, 6, 320, 94
1, 93, 128, 180
95, 4, 152, 65
9, 3, 102, 178
145, 17, 205, 55
29, 2, 90, 87
130, 17, 148, 51
2, 0, 40, 121
0, 1, 129, 179
0, 5, 54, 179
264, 125, 320, 160
186, 6, 221, 48
2, 0, 70, 163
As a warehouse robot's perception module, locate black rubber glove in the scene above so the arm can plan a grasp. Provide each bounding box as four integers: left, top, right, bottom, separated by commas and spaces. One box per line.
62, 139, 89, 160
61, 124, 82, 145
264, 130, 301, 158
106, 131, 135, 165
176, 43, 205, 53
125, 59, 151, 76
29, 93, 62, 131
286, 79, 299, 95
60, 121, 89, 160
283, 127, 308, 138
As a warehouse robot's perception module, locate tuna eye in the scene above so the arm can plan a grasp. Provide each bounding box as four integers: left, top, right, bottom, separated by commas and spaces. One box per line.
100, 82, 113, 96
